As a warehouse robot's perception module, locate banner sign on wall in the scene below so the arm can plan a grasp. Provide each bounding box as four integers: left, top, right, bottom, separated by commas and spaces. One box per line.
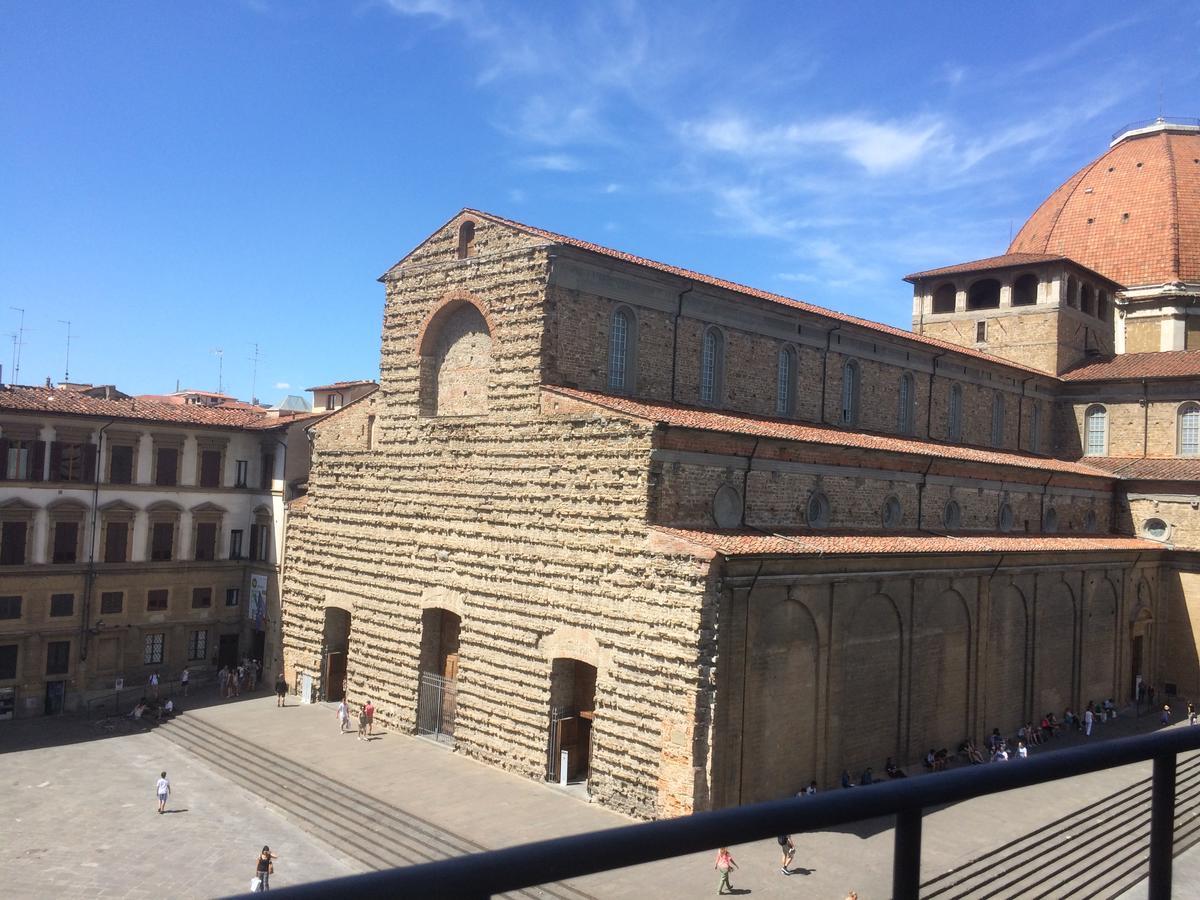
250, 574, 268, 629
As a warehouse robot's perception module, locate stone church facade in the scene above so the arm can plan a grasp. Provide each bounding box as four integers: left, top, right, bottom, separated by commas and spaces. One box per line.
282, 119, 1200, 819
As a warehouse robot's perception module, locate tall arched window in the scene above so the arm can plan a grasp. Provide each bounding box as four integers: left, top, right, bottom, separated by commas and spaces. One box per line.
1030, 403, 1042, 454
700, 326, 724, 404
948, 383, 964, 441
776, 346, 796, 416
1084, 404, 1108, 456
841, 360, 859, 425
1080, 283, 1095, 316
943, 500, 962, 530
608, 307, 635, 392
1179, 402, 1200, 456
456, 220, 476, 259
897, 372, 915, 435
991, 391, 1005, 448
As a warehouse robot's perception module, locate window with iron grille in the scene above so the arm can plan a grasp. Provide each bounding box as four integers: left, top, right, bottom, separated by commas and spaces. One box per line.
608, 309, 629, 391
188, 629, 207, 661
144, 633, 164, 665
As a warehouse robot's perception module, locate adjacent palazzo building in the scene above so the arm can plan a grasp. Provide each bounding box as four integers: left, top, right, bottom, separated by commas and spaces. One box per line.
281, 119, 1200, 819
0, 384, 315, 719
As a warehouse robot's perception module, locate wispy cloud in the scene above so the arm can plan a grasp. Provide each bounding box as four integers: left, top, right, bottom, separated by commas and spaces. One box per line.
522, 153, 583, 172
274, 381, 290, 389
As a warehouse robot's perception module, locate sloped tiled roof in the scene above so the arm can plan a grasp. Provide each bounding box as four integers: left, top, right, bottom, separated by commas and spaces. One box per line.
1078, 457, 1200, 480
0, 386, 307, 431
305, 380, 377, 391
1060, 350, 1200, 381
651, 527, 1159, 557
544, 386, 1114, 479
904, 252, 1068, 281
1010, 127, 1200, 288
459, 209, 1049, 378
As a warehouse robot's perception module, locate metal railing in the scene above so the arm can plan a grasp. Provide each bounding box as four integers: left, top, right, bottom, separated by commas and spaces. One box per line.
258, 726, 1200, 900
1111, 117, 1200, 141
85, 671, 214, 718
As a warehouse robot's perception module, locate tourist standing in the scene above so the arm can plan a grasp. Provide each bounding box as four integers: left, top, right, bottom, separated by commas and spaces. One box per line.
337, 699, 350, 733
714, 847, 738, 895
1084, 706, 1094, 737
275, 673, 287, 707
180, 667, 190, 697
363, 699, 375, 736
255, 845, 276, 891
1189, 701, 1197, 726
156, 771, 170, 814
148, 671, 160, 699
357, 705, 369, 741
1162, 704, 1172, 726
777, 834, 795, 875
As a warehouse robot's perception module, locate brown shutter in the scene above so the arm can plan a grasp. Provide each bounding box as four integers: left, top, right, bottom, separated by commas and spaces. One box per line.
29, 441, 45, 482
82, 443, 98, 483
47, 442, 62, 481
0, 438, 8, 481
105, 523, 128, 563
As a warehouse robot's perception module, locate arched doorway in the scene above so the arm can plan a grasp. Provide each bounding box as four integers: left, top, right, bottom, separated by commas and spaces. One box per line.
547, 658, 596, 785
322, 607, 351, 702
417, 608, 460, 742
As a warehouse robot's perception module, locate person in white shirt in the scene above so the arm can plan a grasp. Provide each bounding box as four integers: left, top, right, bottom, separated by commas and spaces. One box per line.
180, 667, 190, 697
156, 771, 170, 814
148, 671, 160, 699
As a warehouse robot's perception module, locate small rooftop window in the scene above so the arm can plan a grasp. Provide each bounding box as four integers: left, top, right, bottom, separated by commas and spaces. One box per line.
456, 220, 476, 259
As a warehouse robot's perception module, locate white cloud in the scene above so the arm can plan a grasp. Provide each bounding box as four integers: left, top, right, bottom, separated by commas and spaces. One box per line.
274, 381, 290, 389
603, 182, 621, 194
522, 154, 583, 172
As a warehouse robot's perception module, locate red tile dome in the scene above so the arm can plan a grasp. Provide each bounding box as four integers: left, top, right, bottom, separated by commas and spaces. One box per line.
1009, 120, 1200, 289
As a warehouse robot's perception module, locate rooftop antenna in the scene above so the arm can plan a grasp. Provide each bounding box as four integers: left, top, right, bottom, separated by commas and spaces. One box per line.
212, 347, 224, 394
59, 319, 72, 382
249, 342, 262, 405
10, 307, 25, 384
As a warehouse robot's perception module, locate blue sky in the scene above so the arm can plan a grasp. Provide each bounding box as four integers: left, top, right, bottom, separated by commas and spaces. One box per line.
3, 2, 1198, 401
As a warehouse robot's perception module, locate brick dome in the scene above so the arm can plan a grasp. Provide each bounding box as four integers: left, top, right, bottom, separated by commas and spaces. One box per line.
1009, 120, 1200, 289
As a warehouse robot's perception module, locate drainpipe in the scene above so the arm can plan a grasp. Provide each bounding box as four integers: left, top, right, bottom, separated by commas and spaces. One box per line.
1017, 376, 1034, 451
741, 438, 761, 528
916, 457, 936, 533
926, 351, 947, 439
81, 419, 117, 662
671, 284, 693, 404
819, 326, 843, 425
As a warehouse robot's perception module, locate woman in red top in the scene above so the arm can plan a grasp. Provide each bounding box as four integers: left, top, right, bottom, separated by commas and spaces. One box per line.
363, 700, 375, 736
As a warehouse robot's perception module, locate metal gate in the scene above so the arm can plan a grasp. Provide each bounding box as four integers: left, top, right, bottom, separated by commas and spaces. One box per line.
416, 671, 457, 744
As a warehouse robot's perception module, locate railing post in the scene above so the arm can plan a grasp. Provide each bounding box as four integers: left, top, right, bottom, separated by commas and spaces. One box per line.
892, 806, 922, 900
1148, 752, 1177, 900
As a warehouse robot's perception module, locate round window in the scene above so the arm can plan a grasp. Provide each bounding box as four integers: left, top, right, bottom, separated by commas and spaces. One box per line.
1143, 518, 1169, 540
943, 500, 961, 530
712, 484, 744, 529
1044, 507, 1058, 534
998, 502, 1014, 532
882, 496, 902, 529
806, 491, 831, 528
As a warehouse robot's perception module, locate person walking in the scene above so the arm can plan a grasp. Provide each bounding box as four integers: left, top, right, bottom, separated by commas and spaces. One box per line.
149, 671, 160, 699
275, 673, 287, 707
337, 698, 351, 733
1189, 701, 1197, 726
156, 771, 170, 814
255, 845, 277, 891
714, 847, 738, 895
1162, 703, 1172, 726
357, 705, 369, 742
180, 667, 189, 697
1084, 706, 1094, 737
363, 699, 375, 736
777, 834, 795, 875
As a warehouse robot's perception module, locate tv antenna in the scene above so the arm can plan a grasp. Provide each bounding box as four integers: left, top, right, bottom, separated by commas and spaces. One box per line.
59, 320, 73, 382
249, 342, 262, 405
10, 307, 26, 384
212, 347, 224, 394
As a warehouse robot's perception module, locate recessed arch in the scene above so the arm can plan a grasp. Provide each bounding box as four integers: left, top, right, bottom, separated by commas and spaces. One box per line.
967, 278, 1001, 310
456, 218, 477, 259
1012, 273, 1039, 306
1081, 578, 1118, 705
838, 593, 902, 777
539, 625, 605, 672
1034, 580, 1076, 715
932, 282, 956, 314
910, 589, 971, 756
417, 294, 494, 417
985, 584, 1028, 733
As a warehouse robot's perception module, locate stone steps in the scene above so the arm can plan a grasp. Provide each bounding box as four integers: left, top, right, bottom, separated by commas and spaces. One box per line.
158, 713, 594, 900
920, 752, 1200, 899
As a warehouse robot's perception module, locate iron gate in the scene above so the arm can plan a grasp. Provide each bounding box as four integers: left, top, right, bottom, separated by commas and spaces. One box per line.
416, 671, 457, 743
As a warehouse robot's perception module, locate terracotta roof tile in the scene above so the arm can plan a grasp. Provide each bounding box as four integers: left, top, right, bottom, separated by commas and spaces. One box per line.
463, 210, 1049, 378
1010, 128, 1200, 287
904, 252, 1067, 281
1076, 457, 1200, 480
545, 386, 1113, 479
651, 527, 1159, 557
305, 380, 377, 391
1060, 350, 1200, 381
0, 386, 298, 431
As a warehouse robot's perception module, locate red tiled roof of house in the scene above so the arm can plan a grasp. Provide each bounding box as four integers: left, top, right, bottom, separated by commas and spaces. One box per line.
650, 527, 1160, 558
544, 386, 1114, 479
903, 252, 1119, 286
305, 380, 377, 391
1075, 457, 1200, 480
1060, 350, 1200, 381
1009, 127, 1200, 289
458, 210, 1050, 378
0, 385, 296, 431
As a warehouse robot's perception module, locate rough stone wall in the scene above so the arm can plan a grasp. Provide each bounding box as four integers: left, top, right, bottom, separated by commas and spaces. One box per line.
1125, 317, 1161, 353
1121, 495, 1200, 548
1061, 398, 1200, 459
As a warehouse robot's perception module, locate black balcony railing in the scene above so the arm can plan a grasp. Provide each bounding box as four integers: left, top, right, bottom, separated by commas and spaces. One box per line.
1112, 117, 1200, 141
249, 727, 1200, 900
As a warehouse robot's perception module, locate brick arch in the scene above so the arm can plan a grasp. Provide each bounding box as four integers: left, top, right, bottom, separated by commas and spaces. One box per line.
416, 291, 497, 358
1034, 578, 1077, 715
419, 587, 464, 618
322, 590, 355, 614
539, 625, 605, 672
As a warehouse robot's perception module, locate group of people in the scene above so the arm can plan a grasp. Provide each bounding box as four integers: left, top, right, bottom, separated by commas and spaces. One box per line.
336, 697, 376, 740
219, 659, 262, 698
129, 695, 175, 721
714, 843, 856, 898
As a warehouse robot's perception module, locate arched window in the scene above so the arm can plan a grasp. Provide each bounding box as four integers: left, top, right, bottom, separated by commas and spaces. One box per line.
943, 500, 961, 530
1012, 274, 1038, 306
1097, 290, 1109, 322
840, 360, 859, 425
1065, 275, 1078, 308
967, 278, 1001, 310
1084, 404, 1108, 456
991, 391, 1005, 448
608, 307, 636, 392
1080, 283, 1095, 317
948, 383, 964, 441
806, 491, 831, 528
456, 220, 476, 259
700, 327, 724, 404
1044, 506, 1058, 533
1030, 403, 1042, 454
932, 283, 956, 314
882, 496, 903, 529
998, 501, 1014, 532
1180, 403, 1200, 455
776, 346, 796, 416
897, 372, 915, 435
